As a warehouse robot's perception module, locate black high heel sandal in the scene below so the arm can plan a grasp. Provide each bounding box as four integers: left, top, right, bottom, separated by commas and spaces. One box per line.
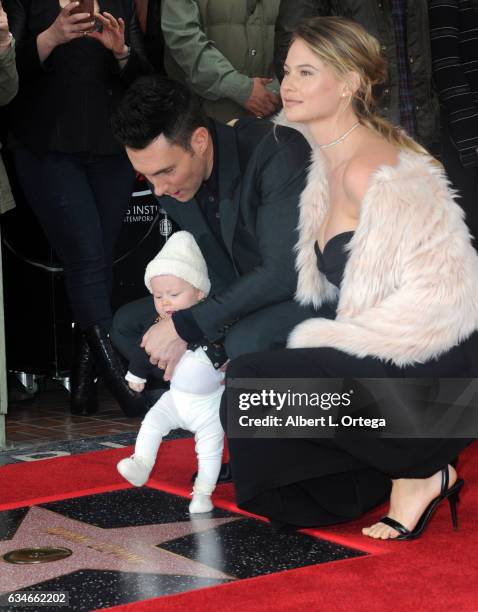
377, 466, 464, 541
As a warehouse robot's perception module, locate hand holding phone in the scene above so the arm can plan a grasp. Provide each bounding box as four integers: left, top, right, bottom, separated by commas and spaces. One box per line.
70, 0, 94, 29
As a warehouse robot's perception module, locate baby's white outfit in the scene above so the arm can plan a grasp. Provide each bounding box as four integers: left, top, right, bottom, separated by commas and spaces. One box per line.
118, 347, 224, 513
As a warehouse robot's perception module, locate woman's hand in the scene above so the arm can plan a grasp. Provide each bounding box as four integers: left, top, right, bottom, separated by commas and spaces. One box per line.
45, 2, 93, 48
87, 11, 127, 58
37, 1, 93, 62
0, 5, 12, 47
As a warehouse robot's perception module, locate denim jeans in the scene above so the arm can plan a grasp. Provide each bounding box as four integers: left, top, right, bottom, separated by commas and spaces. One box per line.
13, 149, 136, 329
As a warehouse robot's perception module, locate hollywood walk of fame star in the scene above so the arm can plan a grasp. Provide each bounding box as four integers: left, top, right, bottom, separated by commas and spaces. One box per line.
0, 506, 241, 593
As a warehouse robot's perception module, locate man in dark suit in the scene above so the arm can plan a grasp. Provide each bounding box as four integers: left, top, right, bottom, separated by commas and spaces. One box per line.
110, 75, 314, 381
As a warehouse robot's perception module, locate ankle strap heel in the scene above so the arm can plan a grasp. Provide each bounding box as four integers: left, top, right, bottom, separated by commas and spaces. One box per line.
377, 466, 465, 541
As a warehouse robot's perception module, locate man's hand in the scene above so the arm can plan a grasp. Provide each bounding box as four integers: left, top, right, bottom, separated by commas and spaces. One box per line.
141, 318, 187, 381
244, 77, 280, 118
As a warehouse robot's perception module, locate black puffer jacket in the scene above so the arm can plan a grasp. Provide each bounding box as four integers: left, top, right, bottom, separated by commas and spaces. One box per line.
274, 0, 440, 152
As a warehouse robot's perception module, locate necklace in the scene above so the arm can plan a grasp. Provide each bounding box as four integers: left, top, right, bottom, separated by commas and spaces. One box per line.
318, 122, 360, 149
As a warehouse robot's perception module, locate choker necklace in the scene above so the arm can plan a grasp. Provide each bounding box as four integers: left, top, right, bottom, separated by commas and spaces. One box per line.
318, 122, 360, 149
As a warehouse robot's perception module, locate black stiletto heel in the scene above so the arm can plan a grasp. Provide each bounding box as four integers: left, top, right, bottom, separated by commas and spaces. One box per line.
448, 490, 460, 530
376, 466, 464, 541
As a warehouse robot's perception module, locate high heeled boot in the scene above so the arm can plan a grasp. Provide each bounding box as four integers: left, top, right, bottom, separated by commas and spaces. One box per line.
70, 327, 98, 415
84, 324, 148, 418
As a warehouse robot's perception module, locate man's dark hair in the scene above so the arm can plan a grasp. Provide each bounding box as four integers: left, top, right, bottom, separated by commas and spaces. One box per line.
111, 75, 208, 150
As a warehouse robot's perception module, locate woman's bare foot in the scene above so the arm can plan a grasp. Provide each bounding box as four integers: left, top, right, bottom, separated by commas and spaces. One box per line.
362, 465, 457, 540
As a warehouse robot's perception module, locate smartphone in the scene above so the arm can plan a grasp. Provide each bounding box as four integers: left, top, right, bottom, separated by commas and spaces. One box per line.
70, 0, 95, 26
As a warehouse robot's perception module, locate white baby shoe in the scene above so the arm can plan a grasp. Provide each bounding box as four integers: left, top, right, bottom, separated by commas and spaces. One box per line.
117, 455, 152, 487
189, 479, 215, 514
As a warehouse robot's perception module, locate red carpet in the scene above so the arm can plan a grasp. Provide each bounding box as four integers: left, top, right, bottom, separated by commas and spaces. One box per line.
1, 439, 477, 611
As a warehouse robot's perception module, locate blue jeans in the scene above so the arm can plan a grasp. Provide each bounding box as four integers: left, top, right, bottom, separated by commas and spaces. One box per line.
13, 149, 136, 330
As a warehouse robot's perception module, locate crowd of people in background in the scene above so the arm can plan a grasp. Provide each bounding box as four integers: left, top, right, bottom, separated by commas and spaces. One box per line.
0, 1, 478, 540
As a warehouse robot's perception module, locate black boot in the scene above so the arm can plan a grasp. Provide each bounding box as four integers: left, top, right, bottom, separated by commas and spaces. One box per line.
70, 327, 98, 415
84, 324, 148, 417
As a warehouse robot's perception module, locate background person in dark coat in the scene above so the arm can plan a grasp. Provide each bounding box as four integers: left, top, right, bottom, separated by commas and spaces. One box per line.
4, 0, 152, 416
429, 0, 478, 249
110, 75, 316, 381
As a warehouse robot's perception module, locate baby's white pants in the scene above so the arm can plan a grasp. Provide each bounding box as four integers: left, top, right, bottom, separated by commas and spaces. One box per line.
134, 348, 224, 486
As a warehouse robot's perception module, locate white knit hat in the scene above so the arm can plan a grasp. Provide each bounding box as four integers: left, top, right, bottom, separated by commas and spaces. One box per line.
144, 231, 211, 296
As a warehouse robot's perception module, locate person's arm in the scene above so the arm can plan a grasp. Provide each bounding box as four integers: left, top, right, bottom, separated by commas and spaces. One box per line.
127, 340, 155, 381
274, 0, 330, 80
86, 3, 151, 82
187, 128, 311, 342
0, 4, 18, 105
161, 0, 278, 115
429, 0, 478, 166
161, 0, 252, 105
4, 0, 92, 76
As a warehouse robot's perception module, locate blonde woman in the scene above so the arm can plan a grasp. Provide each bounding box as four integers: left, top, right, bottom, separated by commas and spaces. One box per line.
220, 17, 478, 540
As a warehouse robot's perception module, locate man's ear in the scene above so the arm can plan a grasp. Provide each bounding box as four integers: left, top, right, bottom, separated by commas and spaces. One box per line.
190, 126, 210, 156
197, 289, 206, 301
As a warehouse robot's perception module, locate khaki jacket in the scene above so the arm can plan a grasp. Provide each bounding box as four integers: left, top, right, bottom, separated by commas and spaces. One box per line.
162, 0, 280, 122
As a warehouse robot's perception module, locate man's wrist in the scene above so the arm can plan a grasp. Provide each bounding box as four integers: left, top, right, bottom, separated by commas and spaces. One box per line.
172, 310, 204, 343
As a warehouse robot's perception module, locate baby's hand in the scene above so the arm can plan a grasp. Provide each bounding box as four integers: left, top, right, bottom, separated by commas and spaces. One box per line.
219, 359, 230, 385
128, 381, 145, 393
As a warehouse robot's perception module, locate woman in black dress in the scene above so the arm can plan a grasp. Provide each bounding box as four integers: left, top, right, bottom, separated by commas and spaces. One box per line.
220, 17, 478, 540
5, 0, 151, 415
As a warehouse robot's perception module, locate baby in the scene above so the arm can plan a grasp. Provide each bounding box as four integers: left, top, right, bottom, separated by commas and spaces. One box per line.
117, 232, 226, 513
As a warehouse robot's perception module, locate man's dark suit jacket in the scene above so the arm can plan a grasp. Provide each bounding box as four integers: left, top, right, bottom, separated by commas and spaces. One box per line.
158, 118, 311, 342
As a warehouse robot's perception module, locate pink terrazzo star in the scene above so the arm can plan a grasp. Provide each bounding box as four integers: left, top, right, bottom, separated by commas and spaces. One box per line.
0, 506, 240, 592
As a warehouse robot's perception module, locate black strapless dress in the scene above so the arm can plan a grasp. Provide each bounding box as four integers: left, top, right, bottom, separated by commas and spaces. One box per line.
221, 232, 477, 527
314, 231, 354, 290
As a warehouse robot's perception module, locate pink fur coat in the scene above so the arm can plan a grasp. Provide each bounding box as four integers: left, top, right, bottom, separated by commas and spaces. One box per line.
280, 120, 478, 366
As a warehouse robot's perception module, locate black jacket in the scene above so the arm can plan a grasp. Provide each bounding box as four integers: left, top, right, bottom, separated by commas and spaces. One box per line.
429, 0, 478, 167
158, 118, 311, 342
274, 0, 440, 152
5, 0, 152, 154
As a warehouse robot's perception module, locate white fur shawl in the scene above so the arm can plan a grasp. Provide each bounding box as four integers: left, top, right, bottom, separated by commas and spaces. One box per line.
275, 114, 478, 366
